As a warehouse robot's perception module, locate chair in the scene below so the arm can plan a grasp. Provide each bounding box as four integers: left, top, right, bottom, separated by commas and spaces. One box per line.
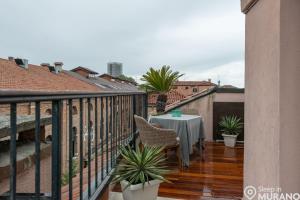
134, 115, 182, 168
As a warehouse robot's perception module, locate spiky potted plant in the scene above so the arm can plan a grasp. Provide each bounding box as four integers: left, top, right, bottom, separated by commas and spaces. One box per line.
219, 115, 243, 147
141, 66, 183, 113
113, 146, 169, 200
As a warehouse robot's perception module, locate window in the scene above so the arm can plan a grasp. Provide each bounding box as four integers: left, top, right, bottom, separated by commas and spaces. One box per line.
72, 106, 78, 115
89, 121, 95, 142
185, 86, 189, 90
72, 127, 78, 157
89, 103, 93, 111
45, 109, 52, 115
45, 135, 52, 142
193, 88, 198, 93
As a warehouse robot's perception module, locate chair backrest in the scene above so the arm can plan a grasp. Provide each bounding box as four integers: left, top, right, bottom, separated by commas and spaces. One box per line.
134, 115, 176, 147
181, 108, 199, 115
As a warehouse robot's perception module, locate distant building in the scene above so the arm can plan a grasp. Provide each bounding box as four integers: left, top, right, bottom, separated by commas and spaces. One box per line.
71, 66, 98, 78
172, 80, 216, 97
0, 57, 101, 191
0, 57, 137, 195
147, 79, 218, 114
107, 62, 123, 77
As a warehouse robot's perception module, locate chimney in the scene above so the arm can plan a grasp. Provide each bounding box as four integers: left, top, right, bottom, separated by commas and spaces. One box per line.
218, 80, 221, 87
8, 56, 14, 61
208, 78, 211, 83
54, 62, 63, 74
14, 58, 28, 69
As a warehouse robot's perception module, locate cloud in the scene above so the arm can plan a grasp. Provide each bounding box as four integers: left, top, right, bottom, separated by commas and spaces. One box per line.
181, 61, 245, 88
134, 60, 245, 88
0, 0, 244, 87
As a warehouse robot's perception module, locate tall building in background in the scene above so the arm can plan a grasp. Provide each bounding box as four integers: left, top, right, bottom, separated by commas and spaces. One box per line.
107, 62, 123, 77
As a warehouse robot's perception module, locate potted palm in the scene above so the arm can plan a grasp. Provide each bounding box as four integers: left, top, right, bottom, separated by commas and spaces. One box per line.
113, 146, 169, 200
141, 66, 183, 113
219, 115, 243, 147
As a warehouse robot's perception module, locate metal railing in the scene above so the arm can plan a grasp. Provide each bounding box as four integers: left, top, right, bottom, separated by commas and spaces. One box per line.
0, 91, 147, 200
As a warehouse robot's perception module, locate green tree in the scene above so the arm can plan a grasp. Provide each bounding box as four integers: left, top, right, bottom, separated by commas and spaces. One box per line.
118, 74, 137, 84
141, 66, 183, 113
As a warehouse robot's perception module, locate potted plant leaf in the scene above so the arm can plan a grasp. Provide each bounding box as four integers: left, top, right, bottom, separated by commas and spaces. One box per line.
113, 145, 170, 200
219, 115, 243, 147
140, 66, 183, 113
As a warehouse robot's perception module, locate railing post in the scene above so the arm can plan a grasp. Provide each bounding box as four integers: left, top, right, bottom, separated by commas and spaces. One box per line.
10, 103, 17, 200
132, 95, 137, 149
68, 99, 73, 200
51, 100, 62, 200
79, 99, 84, 200
100, 97, 104, 181
35, 102, 41, 198
87, 98, 91, 197
95, 98, 98, 188
143, 93, 148, 120
132, 95, 136, 132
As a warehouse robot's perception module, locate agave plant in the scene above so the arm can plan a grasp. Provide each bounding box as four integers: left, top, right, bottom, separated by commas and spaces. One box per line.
219, 115, 243, 136
141, 66, 183, 113
113, 145, 170, 189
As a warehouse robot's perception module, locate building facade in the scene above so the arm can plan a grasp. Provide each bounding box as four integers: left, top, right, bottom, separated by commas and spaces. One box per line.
172, 80, 216, 97
0, 58, 101, 194
242, 0, 300, 193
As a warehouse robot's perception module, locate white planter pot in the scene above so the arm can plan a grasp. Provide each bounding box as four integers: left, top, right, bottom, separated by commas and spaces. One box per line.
222, 134, 238, 148
120, 179, 162, 200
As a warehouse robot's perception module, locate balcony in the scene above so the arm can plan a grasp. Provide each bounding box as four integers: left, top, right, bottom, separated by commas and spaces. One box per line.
0, 91, 244, 200
0, 91, 147, 200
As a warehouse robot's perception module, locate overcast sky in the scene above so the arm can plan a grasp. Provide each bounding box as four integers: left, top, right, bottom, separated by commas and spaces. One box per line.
0, 0, 245, 87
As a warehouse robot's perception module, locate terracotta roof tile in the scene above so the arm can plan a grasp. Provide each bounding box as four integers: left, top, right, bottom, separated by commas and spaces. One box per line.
0, 58, 100, 93
166, 87, 217, 111
148, 90, 186, 105
71, 66, 98, 75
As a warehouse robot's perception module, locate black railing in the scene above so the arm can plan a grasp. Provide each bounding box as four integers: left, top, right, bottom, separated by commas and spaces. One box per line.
0, 91, 147, 200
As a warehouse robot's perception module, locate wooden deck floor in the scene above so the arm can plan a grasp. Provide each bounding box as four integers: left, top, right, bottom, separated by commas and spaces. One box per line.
113, 142, 244, 200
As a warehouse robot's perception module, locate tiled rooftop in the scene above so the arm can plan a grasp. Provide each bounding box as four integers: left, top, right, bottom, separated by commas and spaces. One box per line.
148, 90, 186, 106
0, 58, 100, 93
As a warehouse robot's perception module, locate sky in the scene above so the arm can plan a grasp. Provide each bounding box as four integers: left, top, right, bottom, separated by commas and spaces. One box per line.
0, 0, 245, 87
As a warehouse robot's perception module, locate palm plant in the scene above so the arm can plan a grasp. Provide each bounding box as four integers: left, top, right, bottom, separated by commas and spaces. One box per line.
141, 66, 183, 113
113, 145, 170, 189
219, 115, 243, 136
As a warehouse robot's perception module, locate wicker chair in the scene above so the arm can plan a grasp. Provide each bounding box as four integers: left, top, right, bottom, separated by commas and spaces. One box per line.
134, 115, 182, 168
